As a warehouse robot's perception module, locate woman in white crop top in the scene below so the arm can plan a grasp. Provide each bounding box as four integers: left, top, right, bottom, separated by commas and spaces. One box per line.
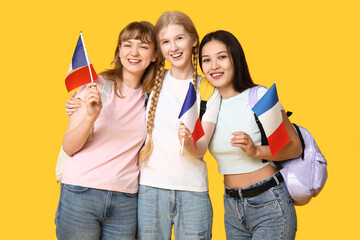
198, 30, 302, 239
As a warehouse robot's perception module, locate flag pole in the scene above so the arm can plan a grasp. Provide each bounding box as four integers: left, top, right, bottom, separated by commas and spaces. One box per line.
181, 138, 184, 155
80, 31, 94, 83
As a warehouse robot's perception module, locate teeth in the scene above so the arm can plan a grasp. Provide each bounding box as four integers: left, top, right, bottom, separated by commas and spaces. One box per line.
172, 53, 182, 58
129, 59, 141, 63
212, 73, 222, 77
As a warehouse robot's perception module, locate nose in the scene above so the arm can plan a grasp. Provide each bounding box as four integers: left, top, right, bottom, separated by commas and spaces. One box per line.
170, 42, 178, 52
131, 46, 140, 56
211, 59, 220, 70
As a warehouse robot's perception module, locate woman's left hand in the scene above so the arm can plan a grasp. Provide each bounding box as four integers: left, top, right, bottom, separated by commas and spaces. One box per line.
178, 122, 193, 146
231, 131, 257, 158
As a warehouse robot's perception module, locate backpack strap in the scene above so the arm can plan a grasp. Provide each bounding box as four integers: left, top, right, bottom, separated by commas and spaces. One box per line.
144, 92, 150, 107
199, 77, 215, 121
248, 85, 269, 163
292, 123, 305, 160
101, 79, 113, 106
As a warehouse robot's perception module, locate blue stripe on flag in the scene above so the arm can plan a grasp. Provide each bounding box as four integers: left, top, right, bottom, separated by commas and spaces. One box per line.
178, 82, 197, 118
72, 35, 87, 69
252, 83, 279, 116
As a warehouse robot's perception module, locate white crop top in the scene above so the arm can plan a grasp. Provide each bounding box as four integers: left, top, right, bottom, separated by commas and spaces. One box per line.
209, 87, 275, 174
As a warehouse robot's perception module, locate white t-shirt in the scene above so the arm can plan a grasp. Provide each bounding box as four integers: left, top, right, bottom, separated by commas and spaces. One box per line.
209, 87, 277, 175
139, 70, 221, 192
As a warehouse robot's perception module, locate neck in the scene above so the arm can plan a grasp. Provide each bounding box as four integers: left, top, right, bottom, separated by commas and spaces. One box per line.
219, 85, 241, 99
122, 70, 143, 89
170, 63, 194, 80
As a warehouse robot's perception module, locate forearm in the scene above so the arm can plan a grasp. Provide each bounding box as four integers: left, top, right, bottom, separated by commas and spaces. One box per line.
254, 111, 302, 161
182, 122, 215, 159
63, 115, 95, 156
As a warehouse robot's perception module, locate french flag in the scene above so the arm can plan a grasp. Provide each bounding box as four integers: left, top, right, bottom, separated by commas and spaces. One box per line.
252, 83, 290, 157
65, 32, 98, 92
178, 82, 205, 149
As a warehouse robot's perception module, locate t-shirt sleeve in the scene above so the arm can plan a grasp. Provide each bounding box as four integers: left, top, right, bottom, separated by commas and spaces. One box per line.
201, 87, 221, 124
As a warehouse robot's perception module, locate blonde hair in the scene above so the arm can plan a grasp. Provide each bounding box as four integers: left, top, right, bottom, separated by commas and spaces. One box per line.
101, 21, 157, 97
139, 11, 199, 165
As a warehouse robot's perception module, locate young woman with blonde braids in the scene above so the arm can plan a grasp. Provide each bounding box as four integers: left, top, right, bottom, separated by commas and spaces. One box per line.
137, 11, 221, 240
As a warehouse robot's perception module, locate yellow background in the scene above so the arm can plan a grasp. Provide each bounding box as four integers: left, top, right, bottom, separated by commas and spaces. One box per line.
1, 0, 359, 239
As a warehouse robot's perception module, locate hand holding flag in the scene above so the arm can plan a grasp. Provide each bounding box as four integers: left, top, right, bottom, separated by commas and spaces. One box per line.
178, 82, 205, 154
65, 32, 98, 92
251, 83, 290, 157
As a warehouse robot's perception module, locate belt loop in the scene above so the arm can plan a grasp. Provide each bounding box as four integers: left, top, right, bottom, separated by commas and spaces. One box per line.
273, 174, 280, 185
238, 189, 243, 199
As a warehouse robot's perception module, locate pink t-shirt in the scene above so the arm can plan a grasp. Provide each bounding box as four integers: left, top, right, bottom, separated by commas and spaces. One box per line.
61, 76, 146, 193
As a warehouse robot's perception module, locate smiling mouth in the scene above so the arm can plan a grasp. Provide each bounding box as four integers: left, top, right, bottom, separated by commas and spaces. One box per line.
210, 72, 224, 78
128, 59, 141, 64
171, 53, 183, 59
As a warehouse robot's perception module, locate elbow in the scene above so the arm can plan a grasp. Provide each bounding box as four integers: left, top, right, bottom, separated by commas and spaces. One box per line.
62, 144, 75, 156
62, 137, 76, 156
291, 137, 303, 159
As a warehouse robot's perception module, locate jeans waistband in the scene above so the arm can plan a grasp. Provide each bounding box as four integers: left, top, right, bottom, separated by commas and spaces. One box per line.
225, 172, 283, 199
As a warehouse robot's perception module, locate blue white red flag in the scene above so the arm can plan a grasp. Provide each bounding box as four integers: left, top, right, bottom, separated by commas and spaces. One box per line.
65, 33, 98, 92
178, 82, 205, 149
252, 83, 290, 157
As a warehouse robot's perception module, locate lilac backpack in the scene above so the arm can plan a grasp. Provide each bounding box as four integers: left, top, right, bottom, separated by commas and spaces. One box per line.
249, 86, 328, 205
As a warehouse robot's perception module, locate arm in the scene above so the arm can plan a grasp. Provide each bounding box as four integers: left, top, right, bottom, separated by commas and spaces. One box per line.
178, 121, 216, 159
62, 83, 102, 156
231, 110, 302, 161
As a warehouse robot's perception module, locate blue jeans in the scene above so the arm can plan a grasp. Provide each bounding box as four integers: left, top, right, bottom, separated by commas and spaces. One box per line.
137, 185, 213, 240
55, 184, 137, 240
224, 174, 297, 240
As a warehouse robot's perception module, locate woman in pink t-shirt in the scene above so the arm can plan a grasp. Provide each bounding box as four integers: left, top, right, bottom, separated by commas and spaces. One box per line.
55, 21, 158, 240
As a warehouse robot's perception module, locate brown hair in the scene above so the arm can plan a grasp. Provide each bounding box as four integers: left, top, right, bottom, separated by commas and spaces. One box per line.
101, 21, 157, 97
139, 11, 199, 165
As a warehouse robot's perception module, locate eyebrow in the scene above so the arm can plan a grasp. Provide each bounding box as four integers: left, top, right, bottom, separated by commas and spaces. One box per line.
159, 34, 186, 42
202, 51, 228, 58
123, 40, 150, 45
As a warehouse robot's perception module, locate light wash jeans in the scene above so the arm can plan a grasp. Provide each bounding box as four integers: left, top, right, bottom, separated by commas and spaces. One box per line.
55, 184, 137, 240
224, 174, 297, 240
137, 185, 213, 240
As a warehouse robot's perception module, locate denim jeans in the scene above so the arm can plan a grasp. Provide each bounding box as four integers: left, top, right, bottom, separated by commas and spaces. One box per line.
137, 185, 213, 240
55, 184, 137, 240
224, 174, 297, 240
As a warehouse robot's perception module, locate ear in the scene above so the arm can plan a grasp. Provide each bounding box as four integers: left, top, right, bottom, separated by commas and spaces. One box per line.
151, 52, 157, 62
192, 39, 198, 47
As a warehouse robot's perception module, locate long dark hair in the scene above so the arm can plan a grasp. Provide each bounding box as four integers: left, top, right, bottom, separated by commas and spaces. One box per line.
199, 30, 256, 92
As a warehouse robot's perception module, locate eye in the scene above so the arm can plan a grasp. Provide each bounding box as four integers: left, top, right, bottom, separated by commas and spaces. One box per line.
177, 36, 183, 40
202, 58, 210, 63
123, 44, 131, 47
219, 55, 227, 59
162, 40, 169, 45
140, 45, 149, 49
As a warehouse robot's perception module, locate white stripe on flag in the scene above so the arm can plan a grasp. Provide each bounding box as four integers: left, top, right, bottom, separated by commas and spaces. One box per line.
180, 103, 198, 132
258, 101, 283, 136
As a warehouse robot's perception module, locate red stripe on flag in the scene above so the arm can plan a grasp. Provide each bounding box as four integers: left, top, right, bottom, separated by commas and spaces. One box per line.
268, 121, 290, 157
192, 118, 205, 149
65, 64, 98, 92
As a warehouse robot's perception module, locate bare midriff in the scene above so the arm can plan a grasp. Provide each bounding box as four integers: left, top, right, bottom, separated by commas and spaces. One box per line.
224, 164, 278, 189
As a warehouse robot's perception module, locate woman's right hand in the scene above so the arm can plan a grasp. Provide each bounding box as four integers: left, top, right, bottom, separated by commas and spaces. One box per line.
84, 82, 102, 121
65, 91, 81, 116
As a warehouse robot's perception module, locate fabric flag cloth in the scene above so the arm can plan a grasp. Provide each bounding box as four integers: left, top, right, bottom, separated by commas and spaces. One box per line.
65, 33, 98, 92
252, 83, 290, 157
178, 82, 205, 149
